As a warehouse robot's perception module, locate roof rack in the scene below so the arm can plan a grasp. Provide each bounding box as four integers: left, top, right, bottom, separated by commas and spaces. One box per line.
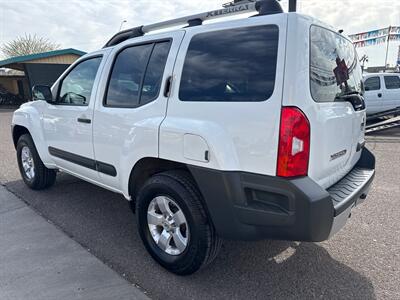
104, 0, 284, 48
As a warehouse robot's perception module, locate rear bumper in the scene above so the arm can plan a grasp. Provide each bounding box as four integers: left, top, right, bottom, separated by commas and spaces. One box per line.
188, 147, 375, 241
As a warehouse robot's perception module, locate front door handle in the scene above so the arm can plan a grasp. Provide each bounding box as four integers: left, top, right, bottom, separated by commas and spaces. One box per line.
378, 93, 382, 98
77, 117, 91, 124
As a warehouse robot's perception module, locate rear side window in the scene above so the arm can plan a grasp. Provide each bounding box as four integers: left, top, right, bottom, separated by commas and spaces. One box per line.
310, 25, 363, 102
105, 41, 171, 108
141, 42, 171, 104
364, 77, 381, 91
384, 76, 400, 89
179, 25, 279, 102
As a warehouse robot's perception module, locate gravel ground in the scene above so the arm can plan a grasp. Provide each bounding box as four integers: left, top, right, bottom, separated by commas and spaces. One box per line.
1, 108, 399, 299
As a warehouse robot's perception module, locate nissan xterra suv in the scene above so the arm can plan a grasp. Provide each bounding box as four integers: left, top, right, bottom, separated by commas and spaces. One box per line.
11, 0, 375, 275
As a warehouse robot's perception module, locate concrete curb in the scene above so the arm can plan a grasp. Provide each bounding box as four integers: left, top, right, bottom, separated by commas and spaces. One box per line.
0, 185, 150, 300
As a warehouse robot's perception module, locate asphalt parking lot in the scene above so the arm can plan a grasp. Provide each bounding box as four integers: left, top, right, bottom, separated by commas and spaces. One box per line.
1, 108, 399, 299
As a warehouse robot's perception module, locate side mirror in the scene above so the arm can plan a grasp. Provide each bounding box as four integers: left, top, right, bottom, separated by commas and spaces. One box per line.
364, 86, 370, 91
32, 85, 54, 103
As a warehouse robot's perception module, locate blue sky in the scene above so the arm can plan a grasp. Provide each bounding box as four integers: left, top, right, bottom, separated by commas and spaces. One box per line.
1, 0, 399, 67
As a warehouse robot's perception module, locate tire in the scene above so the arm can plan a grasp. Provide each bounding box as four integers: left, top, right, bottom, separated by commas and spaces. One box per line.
136, 170, 222, 275
16, 134, 56, 190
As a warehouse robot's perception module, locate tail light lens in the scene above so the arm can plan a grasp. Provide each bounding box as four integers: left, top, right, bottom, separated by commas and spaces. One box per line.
277, 107, 310, 177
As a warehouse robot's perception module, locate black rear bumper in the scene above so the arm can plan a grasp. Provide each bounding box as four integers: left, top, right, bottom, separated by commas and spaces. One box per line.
188, 147, 375, 242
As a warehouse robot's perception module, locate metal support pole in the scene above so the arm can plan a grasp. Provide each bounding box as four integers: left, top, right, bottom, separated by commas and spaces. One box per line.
384, 26, 391, 71
289, 0, 297, 12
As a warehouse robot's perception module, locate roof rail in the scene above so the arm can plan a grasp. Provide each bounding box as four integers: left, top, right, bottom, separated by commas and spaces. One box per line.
104, 0, 284, 48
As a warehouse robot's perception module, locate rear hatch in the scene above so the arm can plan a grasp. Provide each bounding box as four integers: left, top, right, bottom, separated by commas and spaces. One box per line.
307, 25, 366, 189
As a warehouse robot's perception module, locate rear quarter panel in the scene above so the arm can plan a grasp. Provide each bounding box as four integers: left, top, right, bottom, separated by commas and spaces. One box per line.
160, 14, 288, 175
282, 14, 361, 189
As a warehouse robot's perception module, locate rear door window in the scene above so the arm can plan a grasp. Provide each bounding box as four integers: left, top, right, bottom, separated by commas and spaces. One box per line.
105, 41, 171, 108
141, 42, 171, 104
310, 25, 363, 102
384, 76, 400, 89
364, 77, 381, 91
179, 25, 279, 102
105, 44, 152, 107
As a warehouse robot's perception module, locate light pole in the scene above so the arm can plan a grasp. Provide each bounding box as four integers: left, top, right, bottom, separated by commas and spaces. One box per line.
119, 20, 127, 32
384, 26, 391, 72
360, 54, 368, 73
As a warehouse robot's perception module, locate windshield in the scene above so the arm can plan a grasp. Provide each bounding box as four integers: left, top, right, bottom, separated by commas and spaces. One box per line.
310, 25, 363, 102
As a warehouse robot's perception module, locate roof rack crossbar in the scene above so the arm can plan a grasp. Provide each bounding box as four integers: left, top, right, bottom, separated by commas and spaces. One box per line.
104, 1, 258, 48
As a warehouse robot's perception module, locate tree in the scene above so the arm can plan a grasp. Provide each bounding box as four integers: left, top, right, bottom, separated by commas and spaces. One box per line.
1, 34, 61, 58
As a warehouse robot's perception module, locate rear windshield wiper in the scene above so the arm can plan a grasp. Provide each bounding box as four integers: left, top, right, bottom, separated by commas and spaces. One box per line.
335, 91, 365, 111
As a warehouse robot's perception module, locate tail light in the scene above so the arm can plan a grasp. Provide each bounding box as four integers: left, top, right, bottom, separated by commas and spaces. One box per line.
277, 106, 310, 177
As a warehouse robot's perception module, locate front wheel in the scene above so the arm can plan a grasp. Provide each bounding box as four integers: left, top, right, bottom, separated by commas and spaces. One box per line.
136, 170, 221, 275
16, 134, 56, 190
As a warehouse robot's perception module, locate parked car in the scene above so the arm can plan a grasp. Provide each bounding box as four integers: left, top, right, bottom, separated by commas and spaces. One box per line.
0, 84, 23, 106
363, 73, 400, 115
11, 0, 375, 275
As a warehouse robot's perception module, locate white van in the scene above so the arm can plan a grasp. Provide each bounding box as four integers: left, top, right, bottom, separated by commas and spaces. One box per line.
363, 73, 400, 115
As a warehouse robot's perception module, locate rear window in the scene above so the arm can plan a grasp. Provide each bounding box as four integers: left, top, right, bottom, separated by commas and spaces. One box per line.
179, 25, 279, 102
310, 25, 363, 102
364, 77, 381, 91
384, 76, 400, 89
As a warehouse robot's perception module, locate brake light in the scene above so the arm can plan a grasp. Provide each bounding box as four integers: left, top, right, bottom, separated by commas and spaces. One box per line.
277, 107, 310, 177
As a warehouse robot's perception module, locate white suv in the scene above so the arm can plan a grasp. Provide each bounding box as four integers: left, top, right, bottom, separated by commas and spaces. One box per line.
12, 0, 375, 275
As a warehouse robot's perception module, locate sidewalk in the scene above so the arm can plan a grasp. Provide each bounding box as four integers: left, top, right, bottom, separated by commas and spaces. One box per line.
0, 185, 150, 300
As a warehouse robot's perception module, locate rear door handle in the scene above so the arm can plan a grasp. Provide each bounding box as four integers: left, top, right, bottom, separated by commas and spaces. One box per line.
164, 76, 173, 97
378, 93, 382, 98
77, 117, 91, 124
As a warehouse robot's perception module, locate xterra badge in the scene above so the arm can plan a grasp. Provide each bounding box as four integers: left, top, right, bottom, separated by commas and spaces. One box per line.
330, 149, 347, 161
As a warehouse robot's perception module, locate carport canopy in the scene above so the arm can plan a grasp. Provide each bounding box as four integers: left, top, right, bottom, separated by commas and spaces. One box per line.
0, 48, 85, 71
0, 48, 86, 98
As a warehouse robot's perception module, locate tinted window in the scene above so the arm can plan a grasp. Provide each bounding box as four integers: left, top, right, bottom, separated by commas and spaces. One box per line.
384, 76, 400, 89
179, 25, 279, 102
141, 42, 171, 104
364, 77, 381, 91
310, 26, 363, 102
58, 57, 102, 105
105, 41, 171, 108
105, 44, 153, 107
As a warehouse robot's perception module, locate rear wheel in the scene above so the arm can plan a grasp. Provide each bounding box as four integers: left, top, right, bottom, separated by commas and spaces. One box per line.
16, 134, 56, 190
136, 170, 221, 275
